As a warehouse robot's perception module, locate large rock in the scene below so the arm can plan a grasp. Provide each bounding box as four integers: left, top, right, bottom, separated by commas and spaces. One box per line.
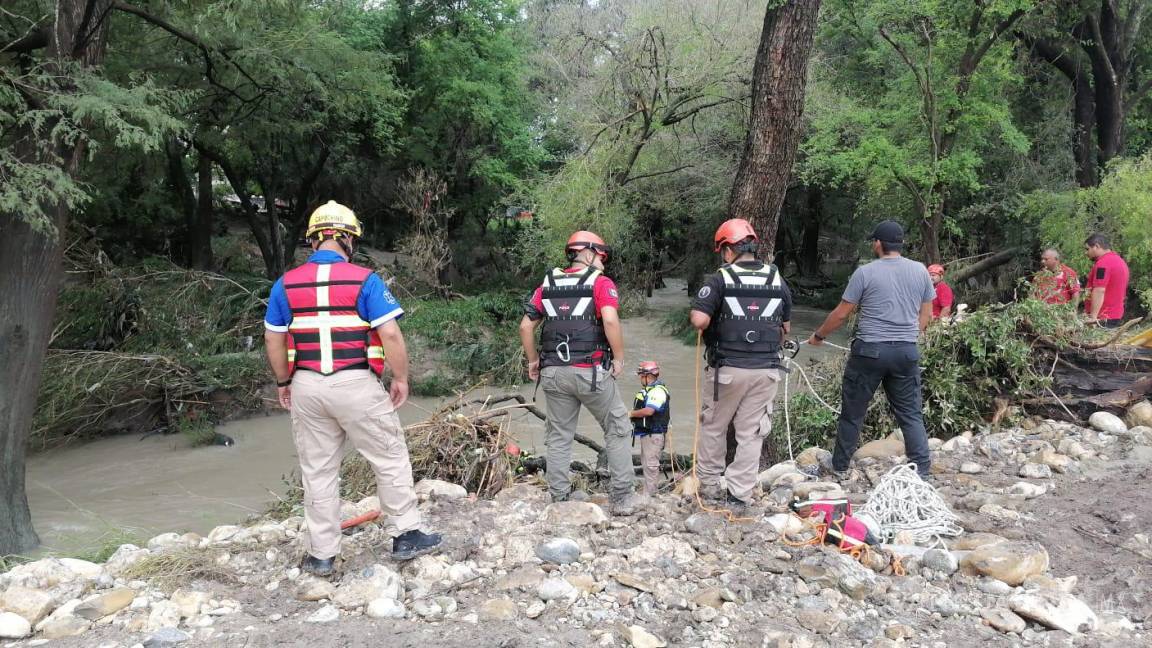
537, 577, 578, 602
1009, 590, 1098, 634
624, 536, 697, 565
294, 577, 336, 602
855, 435, 905, 459
1089, 411, 1128, 435
1018, 463, 1052, 479
765, 514, 805, 536
37, 613, 91, 640
921, 549, 959, 575
366, 598, 406, 619
950, 533, 1007, 551
759, 461, 800, 488
56, 558, 102, 580
2, 558, 80, 589
414, 479, 468, 501
0, 585, 57, 625
36, 600, 91, 639
143, 627, 191, 647
332, 564, 403, 610
1036, 449, 1073, 473
1127, 401, 1152, 429
1008, 482, 1047, 499
795, 553, 883, 600
495, 565, 546, 591
792, 481, 843, 501
622, 624, 667, 648
543, 501, 607, 526
74, 588, 135, 621
170, 589, 209, 619
962, 541, 1049, 586
146, 600, 181, 632
478, 598, 518, 621
981, 608, 1026, 634
795, 447, 831, 472
0, 611, 32, 639
535, 538, 581, 565
104, 544, 150, 576
306, 604, 340, 624
797, 609, 840, 634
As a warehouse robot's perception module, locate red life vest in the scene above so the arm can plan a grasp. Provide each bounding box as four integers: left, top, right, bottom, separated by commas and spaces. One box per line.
283, 261, 385, 376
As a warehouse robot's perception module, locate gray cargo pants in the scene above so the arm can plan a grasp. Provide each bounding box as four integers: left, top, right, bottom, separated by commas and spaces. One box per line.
540, 365, 635, 500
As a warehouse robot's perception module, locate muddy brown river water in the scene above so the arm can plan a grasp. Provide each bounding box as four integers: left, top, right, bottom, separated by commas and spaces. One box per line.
27, 282, 842, 554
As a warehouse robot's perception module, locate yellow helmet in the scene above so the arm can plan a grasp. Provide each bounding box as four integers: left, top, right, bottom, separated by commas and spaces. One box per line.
305, 200, 362, 240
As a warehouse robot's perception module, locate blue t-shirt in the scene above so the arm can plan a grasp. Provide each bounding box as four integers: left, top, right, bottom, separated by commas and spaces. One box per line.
263, 251, 403, 332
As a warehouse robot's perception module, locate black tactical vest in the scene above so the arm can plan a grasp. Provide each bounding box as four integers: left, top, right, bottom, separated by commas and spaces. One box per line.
705, 262, 786, 369
538, 267, 609, 368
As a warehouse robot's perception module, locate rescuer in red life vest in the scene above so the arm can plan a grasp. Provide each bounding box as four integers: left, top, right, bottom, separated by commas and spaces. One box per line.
518, 231, 640, 514
264, 201, 441, 576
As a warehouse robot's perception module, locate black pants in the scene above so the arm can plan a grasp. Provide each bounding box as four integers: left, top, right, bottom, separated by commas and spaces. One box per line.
832, 340, 931, 477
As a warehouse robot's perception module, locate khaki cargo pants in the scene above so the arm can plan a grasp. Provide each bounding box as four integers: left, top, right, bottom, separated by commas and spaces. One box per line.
540, 365, 635, 500
697, 366, 781, 502
638, 433, 666, 495
290, 369, 421, 560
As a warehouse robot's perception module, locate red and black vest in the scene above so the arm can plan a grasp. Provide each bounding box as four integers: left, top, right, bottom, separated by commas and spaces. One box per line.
284, 262, 385, 376
705, 262, 786, 369
538, 266, 609, 368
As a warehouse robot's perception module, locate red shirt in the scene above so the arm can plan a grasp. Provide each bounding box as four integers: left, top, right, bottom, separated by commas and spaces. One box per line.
530, 268, 620, 367
1032, 265, 1080, 304
931, 281, 954, 319
1085, 251, 1130, 320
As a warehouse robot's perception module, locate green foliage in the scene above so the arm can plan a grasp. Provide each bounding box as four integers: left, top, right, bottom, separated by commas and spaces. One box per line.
786, 299, 1085, 446
660, 307, 698, 347
403, 293, 527, 386
1026, 154, 1152, 306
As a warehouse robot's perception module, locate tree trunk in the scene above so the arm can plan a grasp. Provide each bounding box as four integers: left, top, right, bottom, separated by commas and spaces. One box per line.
164, 139, 197, 265
949, 247, 1022, 284
195, 142, 278, 278
195, 151, 215, 270
0, 0, 114, 556
726, 0, 821, 253
920, 197, 944, 265
798, 187, 822, 277
1072, 72, 1099, 187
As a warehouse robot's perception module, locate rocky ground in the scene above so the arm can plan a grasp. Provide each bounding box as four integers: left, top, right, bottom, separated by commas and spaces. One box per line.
3, 402, 1152, 648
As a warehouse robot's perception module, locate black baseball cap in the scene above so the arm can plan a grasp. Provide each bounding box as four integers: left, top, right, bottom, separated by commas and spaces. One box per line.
869, 220, 904, 244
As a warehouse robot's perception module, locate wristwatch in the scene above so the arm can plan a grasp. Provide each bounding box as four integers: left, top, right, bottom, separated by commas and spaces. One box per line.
813, 332, 826, 341
276, 378, 292, 388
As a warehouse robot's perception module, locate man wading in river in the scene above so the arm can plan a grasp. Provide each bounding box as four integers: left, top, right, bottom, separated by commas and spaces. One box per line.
519, 231, 639, 514
264, 201, 441, 576
807, 220, 934, 482
690, 218, 791, 512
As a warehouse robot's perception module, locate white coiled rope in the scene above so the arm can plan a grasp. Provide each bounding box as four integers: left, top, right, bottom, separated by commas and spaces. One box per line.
859, 463, 963, 547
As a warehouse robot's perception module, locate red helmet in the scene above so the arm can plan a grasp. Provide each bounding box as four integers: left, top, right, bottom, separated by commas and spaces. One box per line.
636, 360, 660, 376
714, 219, 758, 252
927, 264, 945, 276
566, 230, 609, 260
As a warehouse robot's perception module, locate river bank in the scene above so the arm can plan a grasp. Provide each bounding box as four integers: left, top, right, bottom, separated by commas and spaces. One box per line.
26, 282, 845, 556
5, 410, 1152, 646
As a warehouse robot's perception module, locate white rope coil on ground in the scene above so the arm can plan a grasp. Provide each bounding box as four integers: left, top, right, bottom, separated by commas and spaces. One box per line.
859, 463, 963, 547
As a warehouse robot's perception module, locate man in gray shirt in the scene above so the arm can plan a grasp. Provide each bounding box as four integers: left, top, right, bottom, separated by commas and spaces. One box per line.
807, 220, 935, 479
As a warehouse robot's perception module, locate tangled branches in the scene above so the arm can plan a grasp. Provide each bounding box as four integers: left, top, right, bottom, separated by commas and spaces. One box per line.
395, 169, 456, 297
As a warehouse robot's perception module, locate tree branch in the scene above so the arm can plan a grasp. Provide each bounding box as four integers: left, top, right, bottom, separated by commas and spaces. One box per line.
879, 26, 929, 100
661, 97, 737, 126
0, 26, 48, 54
619, 164, 693, 186
1016, 32, 1082, 81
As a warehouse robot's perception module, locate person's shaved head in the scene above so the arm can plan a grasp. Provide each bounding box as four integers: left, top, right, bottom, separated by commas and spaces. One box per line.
1041, 248, 1061, 270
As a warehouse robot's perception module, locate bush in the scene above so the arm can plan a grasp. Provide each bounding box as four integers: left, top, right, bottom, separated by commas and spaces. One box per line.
1024, 153, 1152, 311
784, 298, 1091, 448
402, 292, 527, 386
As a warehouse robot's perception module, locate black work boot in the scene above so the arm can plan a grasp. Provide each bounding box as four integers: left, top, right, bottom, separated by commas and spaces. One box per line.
392, 529, 442, 561
725, 491, 750, 516
301, 555, 335, 577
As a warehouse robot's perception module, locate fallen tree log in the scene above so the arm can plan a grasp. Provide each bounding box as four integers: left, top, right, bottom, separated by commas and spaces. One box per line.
951, 247, 1022, 284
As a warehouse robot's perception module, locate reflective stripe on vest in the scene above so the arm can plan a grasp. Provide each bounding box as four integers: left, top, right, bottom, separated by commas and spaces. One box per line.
706, 263, 787, 367
283, 262, 386, 376
538, 267, 608, 367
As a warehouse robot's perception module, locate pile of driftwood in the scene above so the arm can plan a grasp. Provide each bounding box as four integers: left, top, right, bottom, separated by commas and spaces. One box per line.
331, 393, 693, 502
1021, 318, 1152, 421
